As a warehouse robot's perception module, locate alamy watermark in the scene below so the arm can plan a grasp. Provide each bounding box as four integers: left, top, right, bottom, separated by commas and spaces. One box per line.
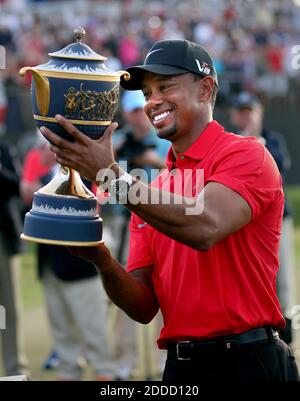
291, 45, 300, 70
0, 305, 5, 330
0, 45, 5, 70
291, 305, 300, 330
96, 161, 205, 216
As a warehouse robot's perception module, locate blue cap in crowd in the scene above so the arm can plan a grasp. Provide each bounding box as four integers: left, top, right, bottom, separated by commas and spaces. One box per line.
232, 92, 260, 109
121, 90, 146, 113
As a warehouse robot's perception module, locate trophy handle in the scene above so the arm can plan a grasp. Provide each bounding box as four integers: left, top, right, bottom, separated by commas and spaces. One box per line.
117, 70, 131, 81
19, 67, 50, 116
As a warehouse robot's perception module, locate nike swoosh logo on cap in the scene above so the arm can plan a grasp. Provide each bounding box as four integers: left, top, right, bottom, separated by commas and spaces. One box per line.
145, 48, 163, 59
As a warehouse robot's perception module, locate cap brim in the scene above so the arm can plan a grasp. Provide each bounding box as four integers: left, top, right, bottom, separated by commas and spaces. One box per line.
120, 64, 188, 90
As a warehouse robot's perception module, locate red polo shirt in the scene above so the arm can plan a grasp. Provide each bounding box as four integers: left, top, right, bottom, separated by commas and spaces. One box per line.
126, 120, 285, 349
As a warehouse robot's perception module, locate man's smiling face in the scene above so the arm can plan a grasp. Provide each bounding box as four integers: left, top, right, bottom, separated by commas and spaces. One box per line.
141, 72, 204, 142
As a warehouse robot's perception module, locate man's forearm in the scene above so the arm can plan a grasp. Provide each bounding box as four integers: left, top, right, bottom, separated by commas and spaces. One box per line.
106, 165, 214, 250
126, 179, 213, 251
94, 248, 159, 323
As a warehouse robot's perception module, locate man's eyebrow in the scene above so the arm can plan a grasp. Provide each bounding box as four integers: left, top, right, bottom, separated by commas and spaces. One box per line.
141, 75, 180, 90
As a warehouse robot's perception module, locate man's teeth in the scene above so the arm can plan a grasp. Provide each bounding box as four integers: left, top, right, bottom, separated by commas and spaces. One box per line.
154, 111, 170, 122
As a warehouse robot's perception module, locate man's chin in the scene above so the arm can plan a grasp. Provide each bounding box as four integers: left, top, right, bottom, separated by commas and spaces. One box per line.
156, 125, 176, 140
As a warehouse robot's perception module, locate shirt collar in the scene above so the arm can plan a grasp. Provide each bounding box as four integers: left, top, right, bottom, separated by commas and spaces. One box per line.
166, 120, 225, 170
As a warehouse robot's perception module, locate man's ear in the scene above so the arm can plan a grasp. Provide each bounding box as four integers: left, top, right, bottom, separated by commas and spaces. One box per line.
198, 76, 215, 103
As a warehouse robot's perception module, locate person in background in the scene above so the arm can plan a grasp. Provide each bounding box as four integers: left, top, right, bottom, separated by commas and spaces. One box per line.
21, 130, 59, 371
230, 92, 296, 345
21, 133, 115, 381
0, 140, 28, 377
107, 90, 168, 380
21, 130, 56, 206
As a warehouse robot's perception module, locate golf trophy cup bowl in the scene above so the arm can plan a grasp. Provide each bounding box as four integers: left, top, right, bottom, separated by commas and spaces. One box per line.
19, 27, 130, 246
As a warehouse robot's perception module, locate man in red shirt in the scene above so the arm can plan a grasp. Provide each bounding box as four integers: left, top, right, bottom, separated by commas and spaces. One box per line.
41, 40, 299, 382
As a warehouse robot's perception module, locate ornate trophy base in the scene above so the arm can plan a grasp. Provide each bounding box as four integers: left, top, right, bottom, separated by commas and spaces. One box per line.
21, 192, 103, 247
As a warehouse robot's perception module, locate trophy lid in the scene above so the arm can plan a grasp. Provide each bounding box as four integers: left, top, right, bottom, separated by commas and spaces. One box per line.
35, 27, 126, 77
48, 27, 107, 61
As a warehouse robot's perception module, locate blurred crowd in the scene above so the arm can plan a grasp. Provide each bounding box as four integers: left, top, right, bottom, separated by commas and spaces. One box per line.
0, 0, 299, 380
0, 0, 300, 139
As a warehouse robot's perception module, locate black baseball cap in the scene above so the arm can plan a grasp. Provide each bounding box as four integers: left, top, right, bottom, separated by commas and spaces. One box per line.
120, 39, 218, 91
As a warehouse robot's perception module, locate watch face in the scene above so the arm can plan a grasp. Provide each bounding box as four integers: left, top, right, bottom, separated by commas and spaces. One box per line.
111, 179, 129, 200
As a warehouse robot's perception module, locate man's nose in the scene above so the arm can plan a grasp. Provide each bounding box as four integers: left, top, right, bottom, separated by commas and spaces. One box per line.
146, 91, 164, 108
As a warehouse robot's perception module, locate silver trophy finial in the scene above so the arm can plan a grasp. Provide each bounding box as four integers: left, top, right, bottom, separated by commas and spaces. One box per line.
73, 27, 86, 43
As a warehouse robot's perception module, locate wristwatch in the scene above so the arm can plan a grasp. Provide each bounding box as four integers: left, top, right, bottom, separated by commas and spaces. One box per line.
110, 172, 133, 201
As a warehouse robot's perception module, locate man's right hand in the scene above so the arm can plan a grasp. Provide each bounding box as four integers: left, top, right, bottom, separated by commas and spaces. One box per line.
68, 242, 111, 267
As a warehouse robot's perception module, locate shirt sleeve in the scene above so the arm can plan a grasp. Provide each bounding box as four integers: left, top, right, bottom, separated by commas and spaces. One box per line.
207, 139, 282, 220
126, 212, 154, 272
